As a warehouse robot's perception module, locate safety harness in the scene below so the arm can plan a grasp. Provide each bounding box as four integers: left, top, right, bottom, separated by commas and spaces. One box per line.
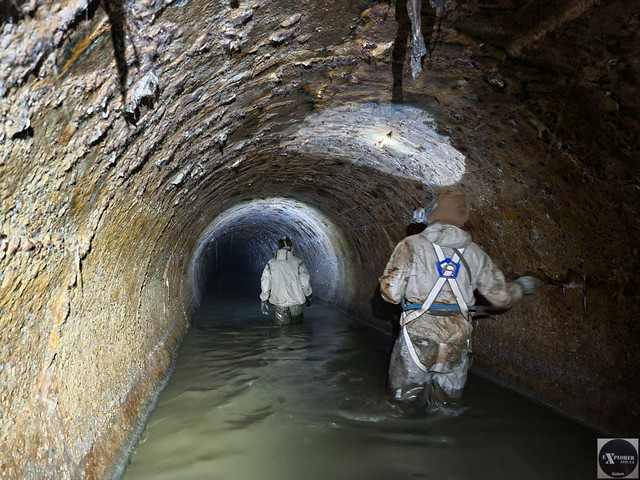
400, 244, 469, 373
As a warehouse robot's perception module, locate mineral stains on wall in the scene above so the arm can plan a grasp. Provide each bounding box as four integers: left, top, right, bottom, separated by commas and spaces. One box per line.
1, 0, 639, 477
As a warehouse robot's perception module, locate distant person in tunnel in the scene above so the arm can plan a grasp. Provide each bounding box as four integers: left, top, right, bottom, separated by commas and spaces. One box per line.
379, 188, 542, 411
260, 237, 313, 326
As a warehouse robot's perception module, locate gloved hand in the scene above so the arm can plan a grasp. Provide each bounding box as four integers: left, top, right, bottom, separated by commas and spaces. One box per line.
515, 276, 544, 295
305, 295, 313, 307
261, 301, 269, 315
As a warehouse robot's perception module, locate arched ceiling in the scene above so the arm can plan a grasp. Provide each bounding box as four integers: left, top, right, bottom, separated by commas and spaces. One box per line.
1, 0, 639, 477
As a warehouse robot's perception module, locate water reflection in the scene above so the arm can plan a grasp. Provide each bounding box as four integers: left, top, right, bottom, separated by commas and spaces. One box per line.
123, 287, 597, 480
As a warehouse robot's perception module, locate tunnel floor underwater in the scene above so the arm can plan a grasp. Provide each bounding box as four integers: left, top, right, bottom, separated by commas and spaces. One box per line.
121, 274, 599, 480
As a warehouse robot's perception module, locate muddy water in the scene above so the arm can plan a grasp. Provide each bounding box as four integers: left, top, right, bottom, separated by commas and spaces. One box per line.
123, 286, 598, 480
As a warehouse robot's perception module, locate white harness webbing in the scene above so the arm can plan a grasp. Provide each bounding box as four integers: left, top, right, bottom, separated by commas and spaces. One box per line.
400, 244, 469, 373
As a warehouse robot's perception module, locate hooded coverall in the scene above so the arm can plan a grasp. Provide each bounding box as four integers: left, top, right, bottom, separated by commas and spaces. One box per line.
260, 248, 312, 325
379, 222, 524, 407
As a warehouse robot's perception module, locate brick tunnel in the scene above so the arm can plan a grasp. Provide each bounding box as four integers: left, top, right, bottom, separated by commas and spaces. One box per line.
1, 0, 639, 478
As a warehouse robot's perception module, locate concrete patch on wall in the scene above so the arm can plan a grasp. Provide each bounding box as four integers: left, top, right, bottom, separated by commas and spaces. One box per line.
282, 102, 466, 186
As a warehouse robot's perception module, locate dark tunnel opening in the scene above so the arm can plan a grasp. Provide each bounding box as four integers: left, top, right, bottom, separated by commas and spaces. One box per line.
200, 234, 263, 299
190, 197, 356, 316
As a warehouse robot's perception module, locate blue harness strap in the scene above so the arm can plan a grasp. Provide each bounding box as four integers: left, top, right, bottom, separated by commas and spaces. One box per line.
400, 298, 460, 311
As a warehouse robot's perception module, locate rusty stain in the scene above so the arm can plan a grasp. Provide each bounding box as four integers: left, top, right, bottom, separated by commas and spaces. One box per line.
59, 18, 110, 77
1, 0, 639, 475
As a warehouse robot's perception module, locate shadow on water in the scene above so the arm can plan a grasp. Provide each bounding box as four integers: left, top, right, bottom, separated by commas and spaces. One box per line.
123, 271, 600, 480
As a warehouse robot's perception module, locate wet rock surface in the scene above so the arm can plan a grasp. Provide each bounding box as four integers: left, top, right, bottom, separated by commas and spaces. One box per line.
1, 0, 639, 477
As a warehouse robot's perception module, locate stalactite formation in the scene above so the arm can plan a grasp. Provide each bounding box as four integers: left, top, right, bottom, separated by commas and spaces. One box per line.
1, 0, 638, 477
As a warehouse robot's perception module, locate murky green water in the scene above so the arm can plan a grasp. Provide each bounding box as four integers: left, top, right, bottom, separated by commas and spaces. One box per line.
123, 287, 598, 480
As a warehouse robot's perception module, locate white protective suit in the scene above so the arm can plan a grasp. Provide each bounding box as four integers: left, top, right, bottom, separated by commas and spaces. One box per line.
380, 221, 524, 407
260, 248, 312, 325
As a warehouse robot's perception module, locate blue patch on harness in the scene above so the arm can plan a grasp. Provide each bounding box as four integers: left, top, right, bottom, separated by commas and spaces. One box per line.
437, 258, 460, 278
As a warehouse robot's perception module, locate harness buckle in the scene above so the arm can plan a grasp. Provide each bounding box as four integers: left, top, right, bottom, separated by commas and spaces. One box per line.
437, 258, 461, 279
